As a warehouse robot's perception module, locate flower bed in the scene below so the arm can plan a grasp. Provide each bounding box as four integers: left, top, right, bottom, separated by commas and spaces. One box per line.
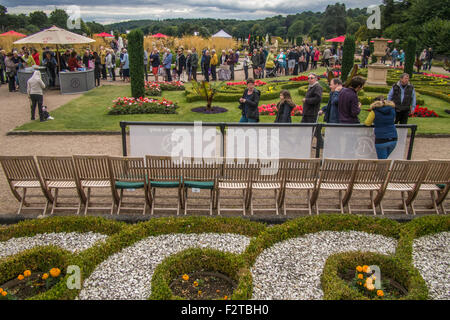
420, 73, 449, 79
144, 82, 162, 96
226, 80, 266, 86
149, 81, 185, 91
410, 106, 438, 118
108, 97, 179, 115
290, 75, 308, 82
258, 103, 303, 116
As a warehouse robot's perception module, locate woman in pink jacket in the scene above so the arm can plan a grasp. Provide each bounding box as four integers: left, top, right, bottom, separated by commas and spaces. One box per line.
313, 48, 320, 70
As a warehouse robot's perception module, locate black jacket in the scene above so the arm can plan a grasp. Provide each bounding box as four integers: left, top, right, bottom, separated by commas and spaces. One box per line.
239, 88, 260, 121
303, 82, 323, 117
275, 100, 295, 123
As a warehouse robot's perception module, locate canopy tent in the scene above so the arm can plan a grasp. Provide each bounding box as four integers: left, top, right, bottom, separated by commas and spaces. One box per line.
94, 32, 114, 38
151, 33, 168, 38
325, 35, 346, 43
14, 26, 95, 45
0, 30, 27, 37
212, 29, 232, 38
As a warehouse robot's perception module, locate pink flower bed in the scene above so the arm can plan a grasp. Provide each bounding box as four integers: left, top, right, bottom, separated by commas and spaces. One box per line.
226, 80, 267, 86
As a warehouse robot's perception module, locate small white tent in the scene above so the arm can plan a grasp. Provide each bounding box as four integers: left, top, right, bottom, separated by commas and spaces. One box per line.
212, 29, 232, 38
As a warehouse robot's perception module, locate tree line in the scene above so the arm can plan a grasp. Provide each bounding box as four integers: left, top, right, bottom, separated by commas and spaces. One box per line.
0, 1, 448, 55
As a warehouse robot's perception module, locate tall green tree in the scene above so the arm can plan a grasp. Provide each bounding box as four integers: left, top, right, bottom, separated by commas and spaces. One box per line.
287, 20, 304, 39
321, 3, 347, 38
128, 29, 145, 99
49, 9, 69, 28
29, 11, 48, 29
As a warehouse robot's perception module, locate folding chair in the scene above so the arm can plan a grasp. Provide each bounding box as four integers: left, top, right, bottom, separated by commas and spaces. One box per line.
145, 155, 183, 215
217, 158, 253, 216
414, 160, 450, 214
36, 156, 85, 215
182, 158, 221, 216
0, 156, 52, 215
312, 159, 358, 214
72, 155, 117, 215
249, 159, 283, 216
109, 156, 150, 215
278, 158, 321, 215
342, 159, 391, 215
374, 160, 427, 215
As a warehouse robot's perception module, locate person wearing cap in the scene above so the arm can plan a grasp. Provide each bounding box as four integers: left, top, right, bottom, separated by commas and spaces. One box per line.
27, 67, 46, 121
301, 73, 323, 123
238, 78, 261, 123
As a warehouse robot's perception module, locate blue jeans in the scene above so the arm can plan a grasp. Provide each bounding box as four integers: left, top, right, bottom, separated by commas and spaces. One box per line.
239, 115, 258, 123
375, 141, 397, 159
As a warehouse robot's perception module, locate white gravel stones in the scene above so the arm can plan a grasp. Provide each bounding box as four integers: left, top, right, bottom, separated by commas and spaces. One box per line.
251, 231, 397, 300
0, 232, 108, 260
413, 232, 450, 300
78, 233, 250, 300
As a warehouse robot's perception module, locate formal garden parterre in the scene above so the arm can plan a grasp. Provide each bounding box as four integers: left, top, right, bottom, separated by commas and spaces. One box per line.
0, 215, 448, 300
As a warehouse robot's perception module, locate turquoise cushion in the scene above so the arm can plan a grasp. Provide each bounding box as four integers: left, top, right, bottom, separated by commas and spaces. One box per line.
184, 181, 214, 189
150, 181, 180, 188
115, 181, 145, 189
436, 184, 446, 190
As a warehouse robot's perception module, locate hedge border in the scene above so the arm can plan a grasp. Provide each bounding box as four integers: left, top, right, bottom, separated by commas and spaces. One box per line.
150, 248, 252, 300
0, 245, 73, 300
49, 216, 267, 300
321, 251, 428, 300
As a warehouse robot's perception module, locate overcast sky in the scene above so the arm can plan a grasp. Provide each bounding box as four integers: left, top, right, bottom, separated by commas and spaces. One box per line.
4, 0, 381, 24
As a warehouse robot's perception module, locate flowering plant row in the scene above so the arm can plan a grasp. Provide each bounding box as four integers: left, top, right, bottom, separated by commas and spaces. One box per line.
410, 106, 438, 118
351, 265, 385, 299
420, 72, 449, 79
108, 97, 179, 115
145, 80, 185, 91
258, 103, 303, 116
226, 80, 267, 86
289, 75, 308, 82
144, 82, 162, 96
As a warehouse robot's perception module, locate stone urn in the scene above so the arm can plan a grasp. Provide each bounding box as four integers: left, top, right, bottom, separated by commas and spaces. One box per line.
367, 38, 390, 86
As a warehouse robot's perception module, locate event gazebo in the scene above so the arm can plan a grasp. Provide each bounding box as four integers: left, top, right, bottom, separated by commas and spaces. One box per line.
212, 29, 232, 38
0, 30, 27, 37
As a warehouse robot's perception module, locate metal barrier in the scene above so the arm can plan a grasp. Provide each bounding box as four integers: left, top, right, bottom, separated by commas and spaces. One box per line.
120, 121, 417, 160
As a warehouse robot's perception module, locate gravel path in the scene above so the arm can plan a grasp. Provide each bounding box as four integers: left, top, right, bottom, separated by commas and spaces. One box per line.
77, 233, 250, 300
251, 231, 397, 300
413, 232, 450, 300
0, 232, 108, 259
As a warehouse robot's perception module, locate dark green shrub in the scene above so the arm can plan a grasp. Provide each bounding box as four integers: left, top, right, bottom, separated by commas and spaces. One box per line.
128, 29, 145, 98
341, 35, 356, 82
405, 37, 417, 79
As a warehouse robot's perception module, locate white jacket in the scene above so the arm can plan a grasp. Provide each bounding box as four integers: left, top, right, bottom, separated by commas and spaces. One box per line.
27, 70, 46, 95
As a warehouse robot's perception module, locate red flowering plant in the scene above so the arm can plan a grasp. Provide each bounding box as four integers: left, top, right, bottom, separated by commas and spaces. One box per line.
258, 103, 303, 116
289, 75, 308, 82
145, 80, 185, 91
421, 73, 449, 79
409, 105, 438, 118
108, 97, 179, 115
226, 80, 267, 86
144, 81, 162, 96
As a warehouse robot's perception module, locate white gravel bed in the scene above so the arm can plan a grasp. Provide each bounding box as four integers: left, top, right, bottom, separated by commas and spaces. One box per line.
0, 232, 108, 260
251, 231, 397, 300
77, 233, 250, 300
413, 232, 450, 300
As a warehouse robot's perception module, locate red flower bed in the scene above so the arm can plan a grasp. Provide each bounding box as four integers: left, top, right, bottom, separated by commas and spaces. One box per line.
289, 75, 308, 81
409, 105, 438, 118
258, 103, 303, 116
226, 80, 266, 86
421, 73, 449, 79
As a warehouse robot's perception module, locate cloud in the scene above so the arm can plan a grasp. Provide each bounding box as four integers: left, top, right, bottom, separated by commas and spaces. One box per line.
4, 0, 380, 23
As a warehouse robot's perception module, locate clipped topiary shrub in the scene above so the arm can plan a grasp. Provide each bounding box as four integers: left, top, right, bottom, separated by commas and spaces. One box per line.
128, 29, 145, 99
405, 37, 417, 79
341, 35, 356, 82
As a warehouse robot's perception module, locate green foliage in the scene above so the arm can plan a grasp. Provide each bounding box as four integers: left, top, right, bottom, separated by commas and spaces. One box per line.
150, 248, 252, 300
405, 37, 417, 79
321, 3, 347, 38
128, 29, 145, 99
190, 81, 225, 110
341, 35, 356, 82
49, 9, 69, 29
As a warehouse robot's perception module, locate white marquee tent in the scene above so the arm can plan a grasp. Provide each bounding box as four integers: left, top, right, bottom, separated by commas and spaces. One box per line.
211, 29, 232, 38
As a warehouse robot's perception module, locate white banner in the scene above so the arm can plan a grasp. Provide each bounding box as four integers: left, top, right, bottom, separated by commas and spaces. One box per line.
323, 127, 408, 159
129, 124, 222, 158
225, 126, 313, 159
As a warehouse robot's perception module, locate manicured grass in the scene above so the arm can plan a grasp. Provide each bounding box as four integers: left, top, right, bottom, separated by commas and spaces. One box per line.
14, 68, 450, 134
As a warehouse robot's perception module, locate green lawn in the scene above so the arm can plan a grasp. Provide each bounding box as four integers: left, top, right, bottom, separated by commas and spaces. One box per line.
14, 70, 450, 135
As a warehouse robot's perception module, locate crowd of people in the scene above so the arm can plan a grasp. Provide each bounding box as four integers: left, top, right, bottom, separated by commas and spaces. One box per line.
238, 71, 417, 159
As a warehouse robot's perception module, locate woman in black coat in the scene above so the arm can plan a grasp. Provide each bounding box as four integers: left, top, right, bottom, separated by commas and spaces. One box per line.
275, 90, 296, 123
93, 52, 101, 87
239, 78, 260, 122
